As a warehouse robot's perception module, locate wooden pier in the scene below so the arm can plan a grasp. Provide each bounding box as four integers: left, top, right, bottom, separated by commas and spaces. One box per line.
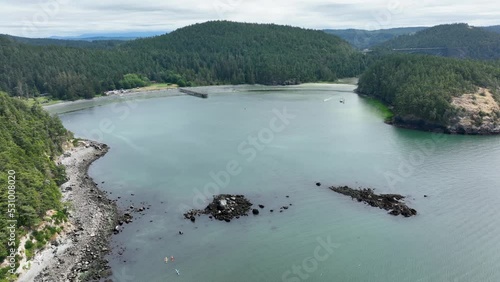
179, 88, 208, 99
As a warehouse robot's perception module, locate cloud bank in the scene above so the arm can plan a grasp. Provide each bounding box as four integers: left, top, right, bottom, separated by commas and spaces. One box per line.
1, 0, 499, 37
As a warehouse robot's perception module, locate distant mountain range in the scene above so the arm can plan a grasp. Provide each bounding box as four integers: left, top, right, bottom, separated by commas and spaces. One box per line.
12, 25, 500, 49
0, 34, 125, 49
373, 23, 500, 59
49, 31, 167, 41
324, 25, 500, 49
1, 31, 169, 49
323, 27, 427, 49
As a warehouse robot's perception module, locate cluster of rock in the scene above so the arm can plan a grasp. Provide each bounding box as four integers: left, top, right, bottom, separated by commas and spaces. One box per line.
184, 194, 253, 222
114, 212, 134, 234
114, 203, 151, 234
330, 186, 417, 217
104, 89, 131, 96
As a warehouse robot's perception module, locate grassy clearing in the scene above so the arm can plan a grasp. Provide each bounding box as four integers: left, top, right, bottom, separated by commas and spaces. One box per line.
24, 96, 62, 107
133, 83, 178, 92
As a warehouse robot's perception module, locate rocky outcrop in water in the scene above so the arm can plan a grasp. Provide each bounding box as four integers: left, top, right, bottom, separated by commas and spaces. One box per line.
184, 194, 253, 222
330, 186, 417, 217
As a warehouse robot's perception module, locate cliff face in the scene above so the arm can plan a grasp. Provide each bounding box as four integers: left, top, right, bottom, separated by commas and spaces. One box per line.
387, 88, 500, 135
448, 88, 500, 134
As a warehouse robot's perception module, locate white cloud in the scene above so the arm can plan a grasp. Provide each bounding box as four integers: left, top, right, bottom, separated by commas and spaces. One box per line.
0, 0, 499, 37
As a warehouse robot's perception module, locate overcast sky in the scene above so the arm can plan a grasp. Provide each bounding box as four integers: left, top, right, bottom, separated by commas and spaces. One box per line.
1, 0, 499, 37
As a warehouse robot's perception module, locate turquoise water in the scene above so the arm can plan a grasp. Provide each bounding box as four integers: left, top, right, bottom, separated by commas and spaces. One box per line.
55, 85, 500, 282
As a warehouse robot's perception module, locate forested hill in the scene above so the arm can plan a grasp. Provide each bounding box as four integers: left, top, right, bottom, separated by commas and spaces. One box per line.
126, 21, 365, 85
323, 27, 427, 49
0, 21, 365, 101
0, 93, 70, 275
357, 54, 500, 134
374, 24, 500, 60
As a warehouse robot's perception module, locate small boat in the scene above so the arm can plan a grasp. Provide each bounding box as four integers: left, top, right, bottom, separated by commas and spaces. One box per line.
175, 269, 180, 276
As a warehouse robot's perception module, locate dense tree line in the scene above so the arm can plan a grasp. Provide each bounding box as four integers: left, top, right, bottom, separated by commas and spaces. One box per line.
374, 24, 500, 60
357, 54, 500, 126
0, 21, 365, 100
0, 35, 170, 100
0, 93, 70, 276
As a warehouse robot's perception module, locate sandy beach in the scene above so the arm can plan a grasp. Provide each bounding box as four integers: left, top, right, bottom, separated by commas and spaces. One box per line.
16, 141, 118, 282
43, 87, 184, 114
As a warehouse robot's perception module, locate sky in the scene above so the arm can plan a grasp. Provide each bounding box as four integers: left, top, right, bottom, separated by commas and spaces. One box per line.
1, 0, 499, 37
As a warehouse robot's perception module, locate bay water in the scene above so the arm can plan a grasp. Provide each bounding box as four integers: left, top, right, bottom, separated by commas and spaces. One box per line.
53, 84, 500, 282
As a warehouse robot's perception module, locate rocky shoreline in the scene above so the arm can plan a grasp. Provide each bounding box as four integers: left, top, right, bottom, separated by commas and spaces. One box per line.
330, 186, 417, 217
389, 117, 500, 135
17, 140, 118, 282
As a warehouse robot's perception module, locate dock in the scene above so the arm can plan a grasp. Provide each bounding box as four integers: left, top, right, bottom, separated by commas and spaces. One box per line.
179, 88, 208, 99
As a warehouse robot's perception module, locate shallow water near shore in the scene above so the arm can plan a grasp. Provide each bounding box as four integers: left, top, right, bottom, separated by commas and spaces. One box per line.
55, 84, 500, 282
